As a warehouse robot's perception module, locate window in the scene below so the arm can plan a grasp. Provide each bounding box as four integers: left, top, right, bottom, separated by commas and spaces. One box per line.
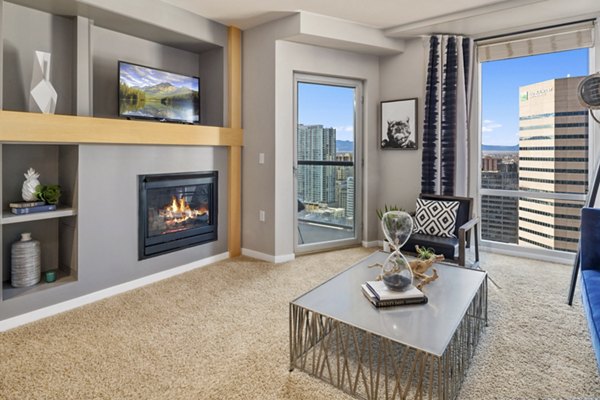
478, 22, 593, 255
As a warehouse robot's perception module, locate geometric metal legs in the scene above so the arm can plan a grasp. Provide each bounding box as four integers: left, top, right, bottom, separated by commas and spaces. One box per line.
289, 279, 487, 400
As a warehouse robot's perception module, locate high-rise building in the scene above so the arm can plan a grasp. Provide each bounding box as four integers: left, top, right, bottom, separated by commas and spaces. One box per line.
335, 152, 353, 181
297, 124, 336, 204
481, 157, 519, 243
346, 176, 354, 222
518, 77, 588, 252
335, 180, 348, 214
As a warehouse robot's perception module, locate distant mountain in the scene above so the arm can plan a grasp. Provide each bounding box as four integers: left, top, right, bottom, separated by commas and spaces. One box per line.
133, 82, 192, 99
336, 140, 354, 152
482, 144, 519, 152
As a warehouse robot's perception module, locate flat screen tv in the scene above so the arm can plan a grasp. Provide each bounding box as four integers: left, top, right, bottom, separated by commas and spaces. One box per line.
118, 61, 200, 124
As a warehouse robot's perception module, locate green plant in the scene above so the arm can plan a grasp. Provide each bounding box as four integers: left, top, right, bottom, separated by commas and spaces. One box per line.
416, 246, 437, 260
376, 204, 404, 220
35, 184, 61, 205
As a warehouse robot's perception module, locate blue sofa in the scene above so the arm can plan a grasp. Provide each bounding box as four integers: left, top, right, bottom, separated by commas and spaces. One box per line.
580, 207, 600, 371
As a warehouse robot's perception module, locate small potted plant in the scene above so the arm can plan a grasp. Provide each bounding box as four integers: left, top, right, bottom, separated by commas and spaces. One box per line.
35, 184, 61, 205
415, 245, 437, 260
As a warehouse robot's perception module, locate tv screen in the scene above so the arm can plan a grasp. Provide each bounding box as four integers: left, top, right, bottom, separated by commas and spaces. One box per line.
118, 61, 200, 124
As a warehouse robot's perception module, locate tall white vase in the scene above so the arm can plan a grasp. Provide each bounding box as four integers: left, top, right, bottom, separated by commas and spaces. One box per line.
29, 51, 57, 114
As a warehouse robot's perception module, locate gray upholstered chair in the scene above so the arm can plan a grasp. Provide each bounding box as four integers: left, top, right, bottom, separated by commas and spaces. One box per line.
401, 194, 479, 267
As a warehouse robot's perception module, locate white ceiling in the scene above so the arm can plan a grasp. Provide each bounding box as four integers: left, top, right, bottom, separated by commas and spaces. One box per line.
159, 0, 600, 36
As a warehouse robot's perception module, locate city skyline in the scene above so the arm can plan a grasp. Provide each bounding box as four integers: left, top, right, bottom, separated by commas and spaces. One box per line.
297, 124, 355, 228
297, 82, 355, 142
481, 48, 588, 146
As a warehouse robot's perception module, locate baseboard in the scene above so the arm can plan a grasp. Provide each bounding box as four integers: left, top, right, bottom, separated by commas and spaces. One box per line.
241, 248, 295, 263
0, 252, 230, 332
480, 242, 573, 265
362, 240, 381, 248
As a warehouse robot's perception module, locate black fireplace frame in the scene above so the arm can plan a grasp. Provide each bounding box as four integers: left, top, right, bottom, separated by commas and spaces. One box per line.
138, 171, 218, 260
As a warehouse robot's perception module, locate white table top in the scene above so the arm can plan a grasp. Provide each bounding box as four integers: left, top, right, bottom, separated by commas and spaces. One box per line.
292, 251, 487, 356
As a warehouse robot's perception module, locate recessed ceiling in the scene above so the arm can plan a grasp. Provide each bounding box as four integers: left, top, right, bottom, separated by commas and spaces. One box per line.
159, 0, 600, 36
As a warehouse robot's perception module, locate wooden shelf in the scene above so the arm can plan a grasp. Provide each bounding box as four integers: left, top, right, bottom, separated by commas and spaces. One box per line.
1, 207, 77, 225
0, 111, 243, 147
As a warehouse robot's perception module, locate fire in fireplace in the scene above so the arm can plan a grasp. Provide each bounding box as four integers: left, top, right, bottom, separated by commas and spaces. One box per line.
154, 195, 209, 234
139, 171, 217, 259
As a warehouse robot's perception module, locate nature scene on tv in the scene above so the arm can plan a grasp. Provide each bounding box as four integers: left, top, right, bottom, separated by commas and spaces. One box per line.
119, 62, 199, 123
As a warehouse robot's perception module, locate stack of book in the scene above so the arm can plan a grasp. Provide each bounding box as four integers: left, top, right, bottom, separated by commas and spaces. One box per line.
361, 280, 427, 307
10, 201, 56, 215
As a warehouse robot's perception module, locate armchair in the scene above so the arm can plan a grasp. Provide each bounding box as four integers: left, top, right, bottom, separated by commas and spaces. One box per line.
401, 194, 480, 267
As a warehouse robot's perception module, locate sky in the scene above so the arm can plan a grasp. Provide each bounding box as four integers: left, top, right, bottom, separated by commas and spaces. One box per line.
297, 49, 589, 146
297, 82, 355, 141
481, 48, 588, 146
119, 62, 199, 91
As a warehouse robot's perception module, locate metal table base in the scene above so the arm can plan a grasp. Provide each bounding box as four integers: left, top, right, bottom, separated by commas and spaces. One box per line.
290, 278, 487, 400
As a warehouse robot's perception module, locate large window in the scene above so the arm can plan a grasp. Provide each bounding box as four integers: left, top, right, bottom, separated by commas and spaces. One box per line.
479, 23, 593, 255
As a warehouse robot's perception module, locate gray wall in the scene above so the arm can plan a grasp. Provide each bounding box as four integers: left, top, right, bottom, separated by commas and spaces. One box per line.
241, 21, 278, 256
275, 41, 380, 255
0, 1, 231, 321
2, 2, 74, 114
242, 16, 381, 257
0, 145, 228, 320
91, 25, 226, 125
92, 25, 205, 120
197, 47, 224, 127
378, 38, 427, 220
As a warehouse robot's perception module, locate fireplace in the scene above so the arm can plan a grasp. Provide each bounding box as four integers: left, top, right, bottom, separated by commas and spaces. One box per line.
138, 171, 218, 259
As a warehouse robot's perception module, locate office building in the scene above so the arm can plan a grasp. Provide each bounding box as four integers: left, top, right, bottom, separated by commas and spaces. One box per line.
297, 124, 337, 204
518, 77, 588, 252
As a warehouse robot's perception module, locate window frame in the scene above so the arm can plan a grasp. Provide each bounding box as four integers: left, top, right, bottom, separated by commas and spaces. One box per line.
475, 34, 595, 264
292, 73, 364, 254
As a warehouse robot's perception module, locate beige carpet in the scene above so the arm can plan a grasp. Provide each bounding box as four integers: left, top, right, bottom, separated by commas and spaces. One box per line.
0, 247, 599, 399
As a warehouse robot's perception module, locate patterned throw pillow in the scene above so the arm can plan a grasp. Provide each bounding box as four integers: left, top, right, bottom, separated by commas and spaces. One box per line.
413, 198, 460, 238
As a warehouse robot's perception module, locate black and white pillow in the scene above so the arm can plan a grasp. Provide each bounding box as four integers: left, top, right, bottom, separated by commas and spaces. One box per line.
413, 198, 459, 238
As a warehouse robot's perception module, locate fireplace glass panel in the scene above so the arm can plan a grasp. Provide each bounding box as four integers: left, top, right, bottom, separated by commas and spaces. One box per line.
139, 171, 218, 259
146, 185, 212, 237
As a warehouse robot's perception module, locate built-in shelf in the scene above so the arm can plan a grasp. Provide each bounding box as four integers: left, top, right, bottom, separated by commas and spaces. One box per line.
0, 1, 241, 320
1, 207, 77, 225
2, 271, 76, 301
1, 144, 79, 301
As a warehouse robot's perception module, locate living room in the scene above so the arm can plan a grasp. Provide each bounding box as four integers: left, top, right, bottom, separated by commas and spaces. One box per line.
0, 0, 599, 398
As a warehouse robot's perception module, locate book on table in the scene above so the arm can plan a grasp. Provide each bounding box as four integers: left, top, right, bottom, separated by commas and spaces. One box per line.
362, 281, 427, 307
9, 201, 45, 208
11, 204, 56, 215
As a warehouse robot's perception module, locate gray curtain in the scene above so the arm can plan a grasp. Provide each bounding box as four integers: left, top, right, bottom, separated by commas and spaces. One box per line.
421, 35, 473, 196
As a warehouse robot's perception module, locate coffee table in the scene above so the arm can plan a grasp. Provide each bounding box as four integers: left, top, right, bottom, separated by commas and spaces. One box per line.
289, 251, 487, 400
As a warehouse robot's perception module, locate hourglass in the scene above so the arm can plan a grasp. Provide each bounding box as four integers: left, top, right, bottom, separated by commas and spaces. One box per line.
380, 211, 414, 291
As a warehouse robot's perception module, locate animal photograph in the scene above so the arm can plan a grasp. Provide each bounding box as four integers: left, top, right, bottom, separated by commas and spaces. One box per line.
380, 98, 418, 150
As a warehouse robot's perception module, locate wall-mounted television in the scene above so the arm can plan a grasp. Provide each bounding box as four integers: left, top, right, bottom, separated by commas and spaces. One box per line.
118, 61, 200, 124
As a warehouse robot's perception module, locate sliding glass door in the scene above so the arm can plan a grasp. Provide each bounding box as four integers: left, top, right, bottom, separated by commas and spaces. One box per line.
294, 74, 362, 253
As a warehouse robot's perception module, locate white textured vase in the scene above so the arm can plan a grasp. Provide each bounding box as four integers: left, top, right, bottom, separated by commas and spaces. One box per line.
21, 168, 40, 201
11, 232, 41, 288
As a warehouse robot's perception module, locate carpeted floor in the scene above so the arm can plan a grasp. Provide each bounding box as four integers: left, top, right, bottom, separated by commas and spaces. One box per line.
0, 247, 599, 399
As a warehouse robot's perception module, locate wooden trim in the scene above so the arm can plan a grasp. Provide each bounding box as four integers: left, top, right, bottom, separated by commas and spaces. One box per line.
227, 26, 242, 257
0, 110, 243, 146
228, 26, 242, 129
228, 145, 242, 257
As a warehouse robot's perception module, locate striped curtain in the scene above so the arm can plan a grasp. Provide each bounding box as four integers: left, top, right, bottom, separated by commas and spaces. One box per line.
421, 35, 473, 196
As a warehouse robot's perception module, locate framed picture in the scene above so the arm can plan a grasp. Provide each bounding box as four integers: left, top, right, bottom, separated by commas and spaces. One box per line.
380, 98, 418, 150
